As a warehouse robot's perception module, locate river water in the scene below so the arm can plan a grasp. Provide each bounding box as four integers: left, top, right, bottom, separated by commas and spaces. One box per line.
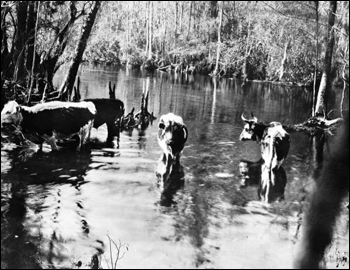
1, 66, 348, 269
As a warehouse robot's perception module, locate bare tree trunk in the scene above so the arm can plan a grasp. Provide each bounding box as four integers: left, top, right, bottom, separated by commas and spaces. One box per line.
41, 1, 77, 93
145, 1, 149, 57
179, 1, 183, 33
27, 1, 40, 105
279, 38, 290, 81
24, 1, 36, 76
187, 1, 193, 40
213, 1, 223, 76
147, 1, 153, 60
59, 1, 101, 100
312, 1, 319, 116
1, 6, 11, 77
314, 1, 337, 116
241, 5, 251, 84
340, 62, 348, 118
13, 2, 28, 82
174, 1, 178, 47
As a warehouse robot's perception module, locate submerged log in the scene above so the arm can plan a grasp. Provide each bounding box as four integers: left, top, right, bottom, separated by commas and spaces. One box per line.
283, 115, 343, 136
120, 87, 156, 132
134, 87, 157, 129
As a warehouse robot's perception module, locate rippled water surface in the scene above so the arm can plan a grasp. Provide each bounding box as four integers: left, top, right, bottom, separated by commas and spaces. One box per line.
1, 66, 348, 269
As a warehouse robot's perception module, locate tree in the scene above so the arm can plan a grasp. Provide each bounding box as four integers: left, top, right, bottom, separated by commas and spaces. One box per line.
213, 1, 223, 77
59, 1, 101, 100
314, 1, 337, 116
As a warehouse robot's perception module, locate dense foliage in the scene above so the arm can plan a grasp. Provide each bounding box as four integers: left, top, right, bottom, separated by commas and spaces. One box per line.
85, 1, 349, 84
1, 1, 349, 100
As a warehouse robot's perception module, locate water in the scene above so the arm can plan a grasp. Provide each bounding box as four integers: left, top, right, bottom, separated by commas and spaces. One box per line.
1, 66, 348, 269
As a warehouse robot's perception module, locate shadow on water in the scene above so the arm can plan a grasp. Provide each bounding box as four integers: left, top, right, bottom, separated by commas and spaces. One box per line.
1, 145, 104, 269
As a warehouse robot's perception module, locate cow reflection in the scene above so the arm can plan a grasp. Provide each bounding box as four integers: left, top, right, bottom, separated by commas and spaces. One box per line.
156, 160, 185, 206
239, 159, 287, 203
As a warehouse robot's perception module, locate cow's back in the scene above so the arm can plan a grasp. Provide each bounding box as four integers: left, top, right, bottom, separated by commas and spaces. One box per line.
84, 99, 124, 128
21, 101, 96, 136
261, 122, 290, 169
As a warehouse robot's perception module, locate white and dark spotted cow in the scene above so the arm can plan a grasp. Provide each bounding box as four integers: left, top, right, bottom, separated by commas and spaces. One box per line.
1, 100, 96, 151
240, 113, 290, 202
156, 113, 188, 190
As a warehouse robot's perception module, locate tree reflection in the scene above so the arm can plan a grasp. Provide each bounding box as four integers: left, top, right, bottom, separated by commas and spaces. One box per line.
1, 146, 100, 268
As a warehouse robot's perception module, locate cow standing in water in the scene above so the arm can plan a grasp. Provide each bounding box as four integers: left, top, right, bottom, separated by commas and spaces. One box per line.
156, 113, 188, 193
239, 113, 290, 202
1, 100, 96, 151
84, 98, 124, 142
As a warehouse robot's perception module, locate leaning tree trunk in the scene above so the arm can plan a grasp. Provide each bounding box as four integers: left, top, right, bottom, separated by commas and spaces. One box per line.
314, 1, 337, 116
27, 1, 40, 105
279, 38, 290, 82
42, 1, 77, 95
59, 1, 100, 100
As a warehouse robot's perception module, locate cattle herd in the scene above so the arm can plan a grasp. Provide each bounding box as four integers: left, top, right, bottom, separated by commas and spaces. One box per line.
1, 97, 349, 268
1, 96, 291, 203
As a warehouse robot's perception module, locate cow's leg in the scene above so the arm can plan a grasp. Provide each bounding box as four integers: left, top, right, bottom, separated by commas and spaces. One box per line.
78, 120, 93, 149
156, 153, 173, 190
44, 136, 58, 151
106, 121, 119, 142
261, 165, 271, 203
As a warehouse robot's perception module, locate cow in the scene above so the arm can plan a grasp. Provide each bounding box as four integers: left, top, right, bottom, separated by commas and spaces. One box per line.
1, 100, 96, 151
156, 113, 188, 192
239, 112, 290, 202
84, 98, 124, 142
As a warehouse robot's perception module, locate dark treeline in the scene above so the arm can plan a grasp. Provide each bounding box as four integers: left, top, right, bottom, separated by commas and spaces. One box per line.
1, 1, 349, 117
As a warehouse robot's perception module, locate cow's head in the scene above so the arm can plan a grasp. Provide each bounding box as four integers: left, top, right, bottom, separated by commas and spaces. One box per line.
157, 113, 188, 159
1, 100, 23, 127
239, 112, 260, 141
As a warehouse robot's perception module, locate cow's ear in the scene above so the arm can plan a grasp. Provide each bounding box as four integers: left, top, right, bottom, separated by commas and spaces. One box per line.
183, 125, 188, 142
16, 105, 21, 114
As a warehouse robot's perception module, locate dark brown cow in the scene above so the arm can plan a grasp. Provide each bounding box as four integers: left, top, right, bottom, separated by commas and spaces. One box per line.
84, 98, 124, 141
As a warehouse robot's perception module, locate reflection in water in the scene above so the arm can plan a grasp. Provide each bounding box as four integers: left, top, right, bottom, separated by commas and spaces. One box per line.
239, 158, 287, 202
260, 165, 287, 203
156, 160, 185, 207
1, 146, 104, 268
239, 158, 263, 187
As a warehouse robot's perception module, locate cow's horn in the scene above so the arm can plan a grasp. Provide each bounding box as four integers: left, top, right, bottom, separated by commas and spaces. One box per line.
241, 112, 249, 122
251, 112, 258, 122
